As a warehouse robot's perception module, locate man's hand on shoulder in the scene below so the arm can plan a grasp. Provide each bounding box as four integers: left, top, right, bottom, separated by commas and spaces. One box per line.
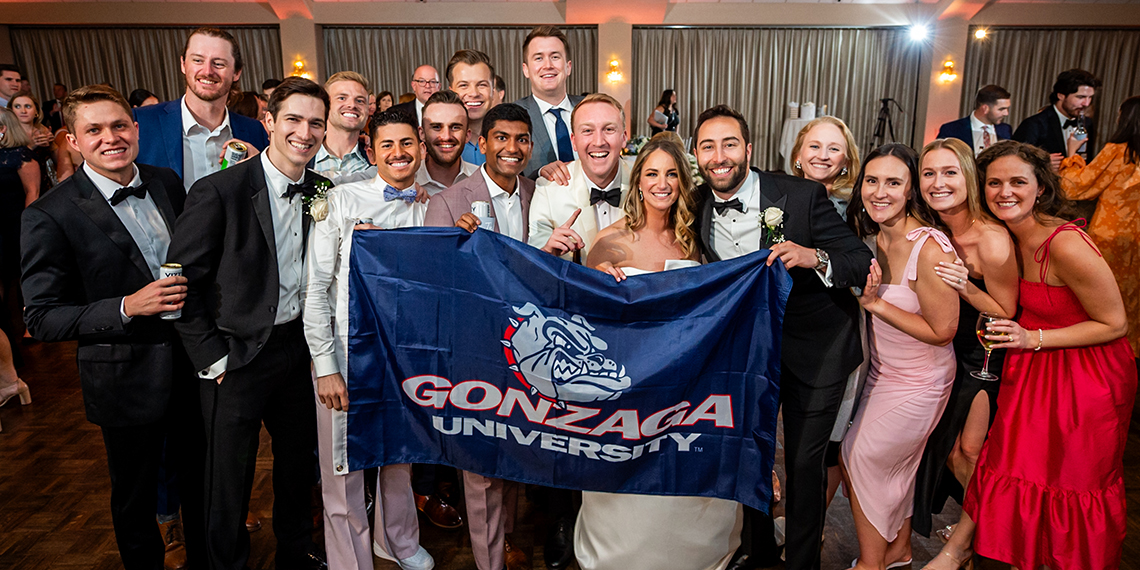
539, 161, 571, 185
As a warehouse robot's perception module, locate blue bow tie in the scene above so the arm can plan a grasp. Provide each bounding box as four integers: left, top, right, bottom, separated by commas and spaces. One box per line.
383, 185, 417, 204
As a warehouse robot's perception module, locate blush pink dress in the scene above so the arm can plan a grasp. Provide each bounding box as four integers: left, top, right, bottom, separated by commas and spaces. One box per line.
841, 227, 957, 541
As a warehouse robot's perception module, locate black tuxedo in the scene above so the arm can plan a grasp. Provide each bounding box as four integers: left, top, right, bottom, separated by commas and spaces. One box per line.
20, 164, 205, 570
696, 168, 872, 570
1013, 106, 1097, 160
166, 156, 321, 570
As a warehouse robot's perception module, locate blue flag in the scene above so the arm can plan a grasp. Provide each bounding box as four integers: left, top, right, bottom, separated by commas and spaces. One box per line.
346, 227, 791, 512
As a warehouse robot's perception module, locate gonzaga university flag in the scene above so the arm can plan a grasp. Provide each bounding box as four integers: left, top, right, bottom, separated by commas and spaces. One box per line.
345, 227, 791, 511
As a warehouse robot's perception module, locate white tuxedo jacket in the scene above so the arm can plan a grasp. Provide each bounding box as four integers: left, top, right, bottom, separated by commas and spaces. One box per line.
527, 158, 633, 262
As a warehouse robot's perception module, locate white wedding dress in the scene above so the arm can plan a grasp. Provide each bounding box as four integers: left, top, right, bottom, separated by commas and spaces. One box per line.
573, 258, 743, 570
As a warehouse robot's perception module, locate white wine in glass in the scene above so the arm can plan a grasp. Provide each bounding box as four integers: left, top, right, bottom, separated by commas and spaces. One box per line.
971, 312, 1002, 381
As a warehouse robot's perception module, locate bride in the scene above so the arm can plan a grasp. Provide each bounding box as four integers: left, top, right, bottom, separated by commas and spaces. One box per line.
578, 134, 742, 570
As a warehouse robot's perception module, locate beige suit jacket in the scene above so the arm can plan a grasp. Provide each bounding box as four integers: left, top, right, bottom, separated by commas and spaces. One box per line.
527, 158, 633, 261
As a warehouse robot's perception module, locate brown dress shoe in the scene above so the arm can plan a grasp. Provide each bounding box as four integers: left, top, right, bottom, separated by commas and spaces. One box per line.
159, 518, 188, 570
245, 512, 262, 532
504, 536, 531, 570
414, 493, 463, 529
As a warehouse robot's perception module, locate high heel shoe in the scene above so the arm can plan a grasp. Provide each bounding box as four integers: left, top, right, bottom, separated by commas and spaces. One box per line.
920, 548, 974, 570
0, 379, 31, 408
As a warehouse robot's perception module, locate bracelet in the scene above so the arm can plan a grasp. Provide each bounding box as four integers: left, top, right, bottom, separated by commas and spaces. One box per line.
1034, 328, 1044, 351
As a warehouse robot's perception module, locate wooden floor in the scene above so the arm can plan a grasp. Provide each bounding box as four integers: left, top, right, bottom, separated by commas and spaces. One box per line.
1, 340, 1138, 570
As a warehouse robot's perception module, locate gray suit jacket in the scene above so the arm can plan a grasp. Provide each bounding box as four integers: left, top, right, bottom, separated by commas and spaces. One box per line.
514, 93, 585, 179
424, 169, 535, 243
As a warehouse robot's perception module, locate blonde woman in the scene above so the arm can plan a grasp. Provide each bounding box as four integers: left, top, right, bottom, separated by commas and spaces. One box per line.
578, 135, 741, 570
791, 116, 860, 218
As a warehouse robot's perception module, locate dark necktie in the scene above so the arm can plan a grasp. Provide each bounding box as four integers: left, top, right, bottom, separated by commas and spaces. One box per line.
1063, 118, 1080, 129
284, 180, 315, 201
548, 108, 574, 163
713, 198, 745, 216
109, 182, 148, 206
590, 187, 622, 208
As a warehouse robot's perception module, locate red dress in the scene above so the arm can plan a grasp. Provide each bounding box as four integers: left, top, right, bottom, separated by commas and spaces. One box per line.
963, 223, 1137, 570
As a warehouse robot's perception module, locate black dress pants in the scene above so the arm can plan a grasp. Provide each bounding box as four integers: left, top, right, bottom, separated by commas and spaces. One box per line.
744, 366, 846, 570
101, 422, 166, 570
200, 321, 317, 570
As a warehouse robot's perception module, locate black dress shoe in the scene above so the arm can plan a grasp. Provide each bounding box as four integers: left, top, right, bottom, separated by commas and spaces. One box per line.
281, 549, 328, 570
543, 517, 575, 569
725, 553, 756, 570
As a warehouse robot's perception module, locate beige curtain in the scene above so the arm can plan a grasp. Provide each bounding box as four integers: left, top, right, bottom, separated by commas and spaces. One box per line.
10, 26, 282, 103
323, 26, 598, 105
633, 26, 924, 169
960, 27, 1140, 151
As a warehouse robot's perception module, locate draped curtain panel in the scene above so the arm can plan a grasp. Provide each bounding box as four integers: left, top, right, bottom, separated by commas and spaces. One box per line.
960, 27, 1140, 151
10, 26, 282, 104
322, 26, 598, 108
632, 26, 924, 170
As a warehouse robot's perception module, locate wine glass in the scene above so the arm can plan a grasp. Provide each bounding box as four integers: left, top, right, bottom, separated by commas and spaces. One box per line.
971, 312, 1002, 381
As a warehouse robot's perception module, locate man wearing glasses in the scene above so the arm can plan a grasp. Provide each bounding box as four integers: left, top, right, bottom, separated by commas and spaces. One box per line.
391, 65, 441, 126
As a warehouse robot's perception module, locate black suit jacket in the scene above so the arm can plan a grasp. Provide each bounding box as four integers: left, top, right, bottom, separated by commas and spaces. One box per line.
695, 168, 872, 387
20, 165, 186, 427
1013, 106, 1096, 159
389, 100, 420, 125
166, 157, 321, 372
936, 116, 1012, 148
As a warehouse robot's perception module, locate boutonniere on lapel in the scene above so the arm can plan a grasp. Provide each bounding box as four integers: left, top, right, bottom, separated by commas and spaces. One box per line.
760, 207, 786, 247
302, 179, 333, 222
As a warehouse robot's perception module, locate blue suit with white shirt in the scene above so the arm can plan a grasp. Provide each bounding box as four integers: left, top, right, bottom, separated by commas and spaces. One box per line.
134, 98, 269, 182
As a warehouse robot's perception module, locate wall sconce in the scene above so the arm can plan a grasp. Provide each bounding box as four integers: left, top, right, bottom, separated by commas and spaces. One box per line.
939, 60, 958, 83
292, 59, 313, 80
606, 59, 623, 84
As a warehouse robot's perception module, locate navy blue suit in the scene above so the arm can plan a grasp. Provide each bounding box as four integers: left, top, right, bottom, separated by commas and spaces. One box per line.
134, 98, 269, 181
936, 116, 1012, 149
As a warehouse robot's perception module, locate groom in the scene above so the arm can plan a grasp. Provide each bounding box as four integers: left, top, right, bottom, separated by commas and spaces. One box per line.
693, 105, 872, 570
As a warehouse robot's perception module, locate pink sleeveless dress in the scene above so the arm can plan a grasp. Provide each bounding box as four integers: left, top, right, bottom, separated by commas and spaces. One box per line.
841, 227, 957, 541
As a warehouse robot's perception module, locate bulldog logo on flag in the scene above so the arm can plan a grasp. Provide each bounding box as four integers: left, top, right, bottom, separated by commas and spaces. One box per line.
344, 228, 791, 512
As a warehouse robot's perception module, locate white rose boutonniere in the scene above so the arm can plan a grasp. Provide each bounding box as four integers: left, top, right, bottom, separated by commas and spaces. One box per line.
760, 206, 786, 247
302, 179, 333, 222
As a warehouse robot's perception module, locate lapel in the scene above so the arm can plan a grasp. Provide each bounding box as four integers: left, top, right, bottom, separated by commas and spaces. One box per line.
519, 179, 534, 244
1043, 108, 1067, 154
756, 170, 789, 249
526, 96, 555, 161
466, 173, 499, 233
698, 186, 720, 262
569, 161, 599, 244
247, 158, 277, 259
159, 100, 184, 178
71, 168, 153, 280
138, 167, 177, 234
300, 170, 322, 253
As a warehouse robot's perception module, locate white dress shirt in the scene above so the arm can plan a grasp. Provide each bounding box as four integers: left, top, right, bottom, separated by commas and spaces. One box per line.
416, 160, 479, 196
711, 171, 762, 261
180, 96, 232, 193
969, 113, 994, 156
590, 172, 623, 232
304, 173, 427, 378
1054, 104, 1086, 155
533, 95, 577, 161
85, 163, 172, 323
314, 140, 372, 181
481, 166, 524, 241
198, 152, 308, 380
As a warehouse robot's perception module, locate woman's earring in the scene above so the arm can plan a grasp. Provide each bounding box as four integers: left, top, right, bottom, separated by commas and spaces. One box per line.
840, 167, 848, 176
794, 160, 801, 170
639, 189, 644, 200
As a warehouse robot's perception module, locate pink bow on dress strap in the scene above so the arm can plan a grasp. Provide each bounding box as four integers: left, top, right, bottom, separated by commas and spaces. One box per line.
905, 227, 956, 254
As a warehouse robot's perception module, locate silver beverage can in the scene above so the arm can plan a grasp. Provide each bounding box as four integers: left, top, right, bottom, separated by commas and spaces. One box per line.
159, 263, 182, 321
220, 141, 248, 170
470, 200, 493, 229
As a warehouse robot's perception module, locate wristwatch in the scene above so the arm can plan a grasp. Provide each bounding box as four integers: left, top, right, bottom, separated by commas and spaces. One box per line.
813, 248, 830, 272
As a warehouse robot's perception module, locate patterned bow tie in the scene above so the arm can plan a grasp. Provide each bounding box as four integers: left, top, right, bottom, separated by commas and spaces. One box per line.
383, 185, 417, 204
283, 179, 318, 202
590, 187, 622, 208
109, 182, 149, 206
713, 198, 745, 216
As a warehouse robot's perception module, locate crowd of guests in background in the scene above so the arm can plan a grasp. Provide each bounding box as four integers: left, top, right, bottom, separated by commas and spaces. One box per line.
0, 22, 1138, 570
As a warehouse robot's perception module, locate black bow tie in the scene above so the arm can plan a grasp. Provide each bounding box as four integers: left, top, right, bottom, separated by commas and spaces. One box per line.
1063, 118, 1081, 129
713, 198, 745, 216
109, 182, 148, 206
284, 179, 317, 201
590, 187, 622, 208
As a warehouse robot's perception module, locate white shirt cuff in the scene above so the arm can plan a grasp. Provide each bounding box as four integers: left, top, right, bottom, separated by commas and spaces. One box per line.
313, 354, 340, 378
199, 355, 228, 380
119, 297, 132, 324
814, 257, 834, 288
